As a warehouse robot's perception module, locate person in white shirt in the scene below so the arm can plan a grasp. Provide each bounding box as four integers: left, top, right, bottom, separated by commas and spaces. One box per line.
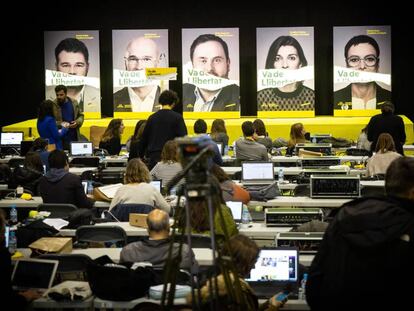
366, 133, 401, 177
109, 158, 170, 213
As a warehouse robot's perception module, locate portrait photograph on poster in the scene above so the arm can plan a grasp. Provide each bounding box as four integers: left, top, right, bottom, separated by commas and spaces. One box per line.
257, 27, 315, 116
112, 29, 169, 115
44, 30, 101, 116
333, 25, 391, 114
182, 28, 240, 114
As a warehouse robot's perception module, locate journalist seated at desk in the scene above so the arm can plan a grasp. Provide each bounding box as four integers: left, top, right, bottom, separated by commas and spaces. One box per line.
109, 158, 170, 213
38, 150, 94, 209
120, 209, 198, 271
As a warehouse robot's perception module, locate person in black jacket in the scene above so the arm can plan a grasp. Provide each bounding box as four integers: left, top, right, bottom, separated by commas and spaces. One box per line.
306, 157, 414, 311
0, 210, 41, 309
99, 118, 125, 156
9, 152, 43, 195
38, 150, 94, 209
367, 101, 406, 155
139, 90, 187, 169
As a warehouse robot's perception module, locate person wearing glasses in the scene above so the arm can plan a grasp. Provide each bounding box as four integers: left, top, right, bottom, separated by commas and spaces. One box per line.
114, 37, 162, 112
183, 34, 240, 112
257, 35, 315, 111
334, 35, 391, 110
46, 38, 100, 112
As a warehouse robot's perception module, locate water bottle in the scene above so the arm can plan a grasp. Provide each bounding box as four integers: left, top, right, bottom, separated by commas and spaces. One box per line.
8, 229, 17, 254
10, 205, 18, 225
312, 137, 317, 143
299, 273, 308, 300
87, 181, 94, 195
241, 205, 250, 225
278, 168, 284, 183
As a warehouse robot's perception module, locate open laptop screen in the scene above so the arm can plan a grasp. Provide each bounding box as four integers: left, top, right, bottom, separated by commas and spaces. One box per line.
70, 141, 93, 156
1, 132, 24, 147
150, 180, 162, 192
226, 201, 243, 222
216, 142, 223, 156
242, 162, 274, 182
12, 258, 58, 291
246, 247, 299, 282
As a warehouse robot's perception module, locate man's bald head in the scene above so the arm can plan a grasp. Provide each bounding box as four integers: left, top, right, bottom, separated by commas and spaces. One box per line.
124, 37, 159, 71
147, 209, 170, 235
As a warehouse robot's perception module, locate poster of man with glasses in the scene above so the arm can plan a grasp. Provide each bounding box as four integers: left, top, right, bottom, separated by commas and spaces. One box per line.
113, 29, 169, 113
333, 25, 391, 112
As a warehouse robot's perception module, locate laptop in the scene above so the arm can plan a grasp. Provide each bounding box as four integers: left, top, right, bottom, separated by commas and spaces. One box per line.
245, 247, 299, 299
216, 142, 224, 156
12, 258, 59, 293
226, 201, 243, 223
70, 141, 93, 156
1, 131, 24, 154
150, 179, 162, 192
241, 161, 275, 186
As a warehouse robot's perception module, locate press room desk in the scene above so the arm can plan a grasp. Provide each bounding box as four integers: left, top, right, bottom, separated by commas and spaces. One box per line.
248, 196, 352, 208
223, 166, 366, 176
0, 196, 109, 209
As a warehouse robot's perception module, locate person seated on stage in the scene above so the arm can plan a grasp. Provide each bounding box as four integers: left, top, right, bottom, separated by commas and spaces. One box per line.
285, 122, 309, 156
187, 234, 287, 310
306, 157, 414, 310
0, 210, 42, 308
210, 119, 229, 150
210, 164, 250, 204
150, 140, 183, 187
193, 119, 223, 165
127, 120, 147, 161
31, 137, 50, 172
120, 209, 198, 271
235, 121, 269, 161
9, 152, 43, 195
38, 150, 94, 209
99, 118, 125, 156
109, 158, 170, 213
253, 119, 272, 151
180, 176, 238, 240
365, 133, 401, 177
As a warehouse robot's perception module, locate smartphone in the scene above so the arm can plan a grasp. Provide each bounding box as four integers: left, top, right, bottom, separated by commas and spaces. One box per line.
4, 225, 10, 248
276, 291, 289, 302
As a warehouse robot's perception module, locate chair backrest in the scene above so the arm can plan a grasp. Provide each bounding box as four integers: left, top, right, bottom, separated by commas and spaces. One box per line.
39, 253, 92, 281
108, 204, 154, 222
175, 233, 212, 248
89, 126, 106, 149
38, 203, 78, 218
75, 225, 128, 247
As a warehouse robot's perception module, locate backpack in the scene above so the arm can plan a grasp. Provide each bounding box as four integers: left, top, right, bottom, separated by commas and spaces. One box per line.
16, 219, 59, 248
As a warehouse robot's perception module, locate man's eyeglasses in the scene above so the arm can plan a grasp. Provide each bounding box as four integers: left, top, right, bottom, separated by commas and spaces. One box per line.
346, 55, 378, 67
124, 56, 155, 66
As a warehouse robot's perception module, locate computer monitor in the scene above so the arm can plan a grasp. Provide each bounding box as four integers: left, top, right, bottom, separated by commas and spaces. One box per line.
70, 141, 93, 156
226, 201, 243, 223
12, 258, 58, 292
150, 179, 162, 192
0, 131, 24, 147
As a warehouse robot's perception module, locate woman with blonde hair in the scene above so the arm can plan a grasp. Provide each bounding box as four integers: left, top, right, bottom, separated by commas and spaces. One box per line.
286, 122, 309, 156
210, 119, 229, 148
99, 118, 125, 155
366, 133, 401, 177
150, 140, 183, 186
109, 158, 170, 213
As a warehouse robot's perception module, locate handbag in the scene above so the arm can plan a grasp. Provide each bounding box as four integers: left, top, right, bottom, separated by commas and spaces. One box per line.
87, 256, 156, 301
247, 181, 280, 201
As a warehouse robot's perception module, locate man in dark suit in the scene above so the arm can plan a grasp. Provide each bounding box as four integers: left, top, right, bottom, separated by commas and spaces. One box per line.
367, 101, 406, 155
183, 34, 240, 112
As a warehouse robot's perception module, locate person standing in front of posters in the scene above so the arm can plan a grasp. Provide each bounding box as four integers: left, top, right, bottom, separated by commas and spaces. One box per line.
334, 35, 391, 110
114, 37, 161, 112
257, 36, 315, 111
183, 34, 240, 112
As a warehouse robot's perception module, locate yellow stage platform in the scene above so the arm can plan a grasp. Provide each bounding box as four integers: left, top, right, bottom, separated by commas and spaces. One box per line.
3, 116, 413, 146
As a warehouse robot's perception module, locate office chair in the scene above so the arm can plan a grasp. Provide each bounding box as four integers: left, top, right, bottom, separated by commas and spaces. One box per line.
39, 253, 93, 281
38, 203, 78, 218
75, 225, 128, 247
106, 203, 154, 222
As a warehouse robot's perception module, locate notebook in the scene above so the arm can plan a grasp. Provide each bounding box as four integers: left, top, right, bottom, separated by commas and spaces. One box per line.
12, 258, 59, 292
245, 247, 299, 298
226, 201, 243, 223
70, 141, 93, 156
241, 161, 275, 186
150, 179, 162, 192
